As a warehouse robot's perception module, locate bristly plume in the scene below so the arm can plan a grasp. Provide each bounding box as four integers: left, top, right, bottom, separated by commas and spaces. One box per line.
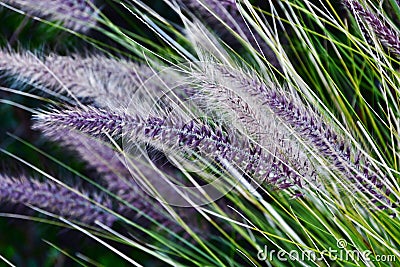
344, 0, 400, 58
179, 0, 280, 68
34, 105, 321, 194
187, 62, 322, 191
1, 0, 99, 33
0, 174, 115, 226
0, 50, 158, 108
202, 64, 398, 210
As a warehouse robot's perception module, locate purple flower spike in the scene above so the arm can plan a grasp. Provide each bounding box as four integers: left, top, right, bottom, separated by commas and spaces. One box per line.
34, 105, 318, 193
0, 174, 115, 226
0, 51, 155, 109
344, 0, 400, 58
34, 106, 139, 137
227, 65, 399, 210
2, 0, 99, 32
